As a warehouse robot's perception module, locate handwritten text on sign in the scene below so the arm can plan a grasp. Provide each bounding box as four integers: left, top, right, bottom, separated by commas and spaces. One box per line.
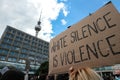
49, 2, 120, 75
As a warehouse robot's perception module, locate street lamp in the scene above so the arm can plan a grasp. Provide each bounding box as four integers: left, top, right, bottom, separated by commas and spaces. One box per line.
25, 59, 30, 80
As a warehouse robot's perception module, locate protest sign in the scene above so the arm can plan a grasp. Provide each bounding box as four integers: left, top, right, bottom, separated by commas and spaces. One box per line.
49, 2, 120, 75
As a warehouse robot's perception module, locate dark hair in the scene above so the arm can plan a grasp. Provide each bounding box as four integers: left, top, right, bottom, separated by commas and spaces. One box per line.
0, 72, 2, 79
0, 70, 25, 80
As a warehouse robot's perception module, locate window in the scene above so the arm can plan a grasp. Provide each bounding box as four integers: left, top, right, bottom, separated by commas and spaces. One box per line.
2, 49, 9, 55
0, 49, 2, 53
11, 30, 16, 34
13, 41, 22, 47
6, 33, 14, 38
17, 32, 20, 36
21, 48, 28, 53
9, 51, 17, 56
29, 51, 35, 55
24, 39, 30, 44
0, 56, 6, 60
8, 28, 14, 33
8, 57, 17, 62
18, 59, 25, 63
11, 46, 20, 51
19, 53, 27, 58
1, 44, 11, 49
28, 56, 34, 60
16, 36, 23, 41
21, 33, 24, 37
8, 28, 12, 32
3, 38, 12, 44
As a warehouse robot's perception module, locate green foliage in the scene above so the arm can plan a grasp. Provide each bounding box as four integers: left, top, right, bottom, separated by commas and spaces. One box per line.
35, 61, 48, 76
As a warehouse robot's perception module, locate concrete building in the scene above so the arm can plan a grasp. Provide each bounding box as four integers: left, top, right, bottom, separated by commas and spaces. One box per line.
0, 25, 49, 73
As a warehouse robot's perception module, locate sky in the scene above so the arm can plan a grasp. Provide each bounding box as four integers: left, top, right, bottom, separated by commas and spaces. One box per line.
0, 0, 120, 42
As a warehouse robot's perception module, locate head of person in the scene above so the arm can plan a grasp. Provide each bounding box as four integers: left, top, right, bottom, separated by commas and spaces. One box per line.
0, 69, 25, 80
0, 72, 2, 79
69, 67, 103, 80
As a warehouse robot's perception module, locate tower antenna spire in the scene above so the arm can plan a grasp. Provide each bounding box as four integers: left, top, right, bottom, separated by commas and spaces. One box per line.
35, 10, 42, 37
38, 10, 42, 25
39, 10, 42, 21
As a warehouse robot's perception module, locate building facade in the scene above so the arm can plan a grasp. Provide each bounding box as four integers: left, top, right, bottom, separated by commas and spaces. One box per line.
0, 25, 49, 73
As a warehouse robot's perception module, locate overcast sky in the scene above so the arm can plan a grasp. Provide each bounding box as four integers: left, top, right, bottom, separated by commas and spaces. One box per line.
0, 0, 120, 42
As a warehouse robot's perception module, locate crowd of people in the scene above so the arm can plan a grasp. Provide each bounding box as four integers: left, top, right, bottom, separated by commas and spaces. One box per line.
0, 66, 120, 80
0, 69, 25, 80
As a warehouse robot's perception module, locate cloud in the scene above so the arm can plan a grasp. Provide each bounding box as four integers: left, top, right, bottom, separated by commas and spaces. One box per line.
62, 6, 69, 17
0, 0, 69, 42
60, 0, 68, 2
0, 0, 37, 38
61, 19, 67, 25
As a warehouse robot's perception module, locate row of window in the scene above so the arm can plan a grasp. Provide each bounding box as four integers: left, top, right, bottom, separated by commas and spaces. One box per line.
3, 37, 49, 51
5, 34, 48, 47
0, 60, 40, 71
0, 48, 48, 58
0, 48, 27, 57
0, 49, 47, 61
5, 33, 14, 39
9, 51, 18, 57
1, 43, 48, 54
0, 56, 44, 66
3, 37, 13, 44
7, 27, 49, 45
8, 57, 17, 62
0, 49, 9, 55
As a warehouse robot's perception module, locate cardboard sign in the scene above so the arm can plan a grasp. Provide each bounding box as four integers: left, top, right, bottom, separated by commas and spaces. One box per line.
49, 2, 120, 75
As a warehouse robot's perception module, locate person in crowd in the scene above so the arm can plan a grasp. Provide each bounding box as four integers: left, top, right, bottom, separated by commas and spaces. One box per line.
69, 67, 103, 80
0, 72, 2, 79
115, 74, 120, 80
0, 69, 25, 80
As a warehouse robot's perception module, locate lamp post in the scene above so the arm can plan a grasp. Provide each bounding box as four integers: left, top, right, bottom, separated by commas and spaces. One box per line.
25, 59, 30, 80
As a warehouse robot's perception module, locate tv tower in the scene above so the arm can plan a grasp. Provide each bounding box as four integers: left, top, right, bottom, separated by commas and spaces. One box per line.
35, 12, 42, 37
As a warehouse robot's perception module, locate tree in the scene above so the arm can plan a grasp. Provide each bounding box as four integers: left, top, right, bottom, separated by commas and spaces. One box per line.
35, 61, 48, 76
